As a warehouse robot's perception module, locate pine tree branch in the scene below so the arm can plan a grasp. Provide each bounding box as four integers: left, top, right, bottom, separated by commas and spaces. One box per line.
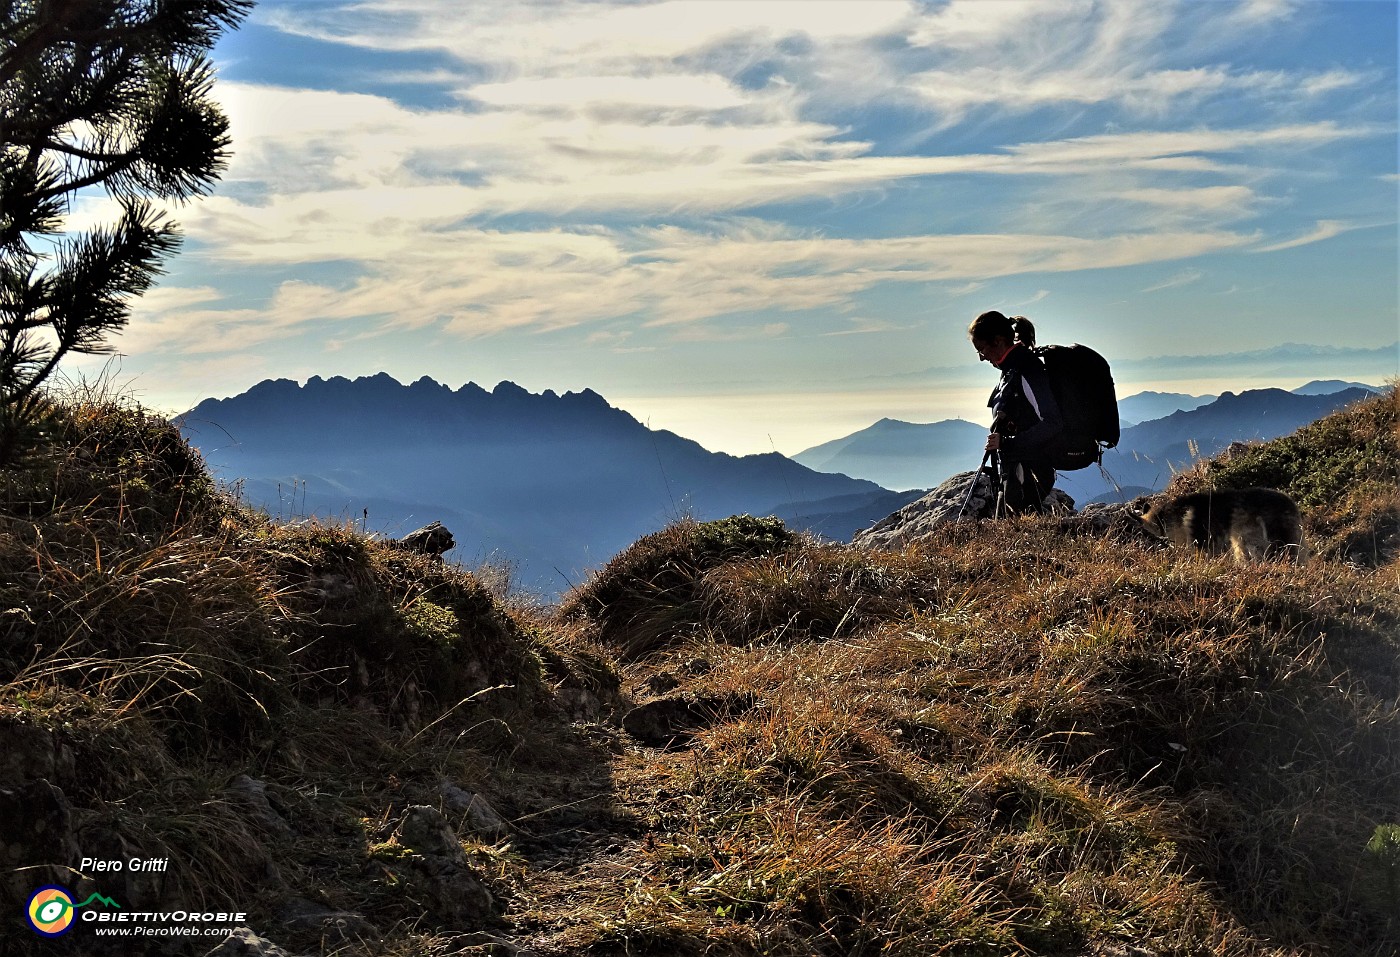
40, 138, 128, 163
2, 0, 250, 452
32, 152, 140, 200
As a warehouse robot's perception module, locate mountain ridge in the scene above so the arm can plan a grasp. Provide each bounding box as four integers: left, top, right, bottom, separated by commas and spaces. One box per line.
792, 381, 1383, 497
179, 375, 917, 596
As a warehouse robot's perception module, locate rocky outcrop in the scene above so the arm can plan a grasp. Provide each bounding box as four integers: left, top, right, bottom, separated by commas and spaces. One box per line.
225, 774, 294, 839
0, 779, 78, 904
623, 692, 757, 747
385, 805, 496, 925
276, 896, 375, 945
852, 469, 1150, 551
854, 469, 1071, 549
0, 721, 76, 784
440, 780, 513, 842
395, 521, 455, 557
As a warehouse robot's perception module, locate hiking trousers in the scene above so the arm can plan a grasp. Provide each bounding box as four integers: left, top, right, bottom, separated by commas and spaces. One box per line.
999, 458, 1055, 514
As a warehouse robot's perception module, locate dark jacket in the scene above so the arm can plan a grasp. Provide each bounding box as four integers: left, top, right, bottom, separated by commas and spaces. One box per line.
988, 344, 1065, 463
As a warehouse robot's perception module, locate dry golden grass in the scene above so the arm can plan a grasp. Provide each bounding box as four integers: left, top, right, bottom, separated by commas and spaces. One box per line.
543, 517, 1398, 954
2, 388, 1397, 956
544, 389, 1400, 956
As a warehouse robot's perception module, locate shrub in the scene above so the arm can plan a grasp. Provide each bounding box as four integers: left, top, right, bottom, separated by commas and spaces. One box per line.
559, 515, 798, 658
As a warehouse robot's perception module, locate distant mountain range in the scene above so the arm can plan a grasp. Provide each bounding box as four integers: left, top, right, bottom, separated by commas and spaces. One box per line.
794, 380, 1382, 494
1114, 380, 1380, 425
178, 375, 920, 596
1058, 385, 1381, 505
179, 375, 1383, 595
793, 418, 987, 492
1117, 391, 1216, 427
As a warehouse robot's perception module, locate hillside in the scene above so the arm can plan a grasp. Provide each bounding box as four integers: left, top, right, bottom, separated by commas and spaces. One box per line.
793, 417, 986, 492
179, 376, 910, 596
1118, 389, 1216, 426
2, 386, 1398, 956
1058, 386, 1376, 505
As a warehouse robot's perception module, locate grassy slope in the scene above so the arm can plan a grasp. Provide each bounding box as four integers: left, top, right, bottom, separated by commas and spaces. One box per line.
2, 387, 1397, 955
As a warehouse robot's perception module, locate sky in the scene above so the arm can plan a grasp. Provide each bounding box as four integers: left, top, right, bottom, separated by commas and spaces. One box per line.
67, 0, 1399, 455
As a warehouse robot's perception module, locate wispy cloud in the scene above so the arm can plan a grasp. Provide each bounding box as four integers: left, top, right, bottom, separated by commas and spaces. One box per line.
820, 317, 913, 338
115, 0, 1390, 388
124, 220, 1259, 359
1143, 269, 1204, 293
1249, 220, 1350, 253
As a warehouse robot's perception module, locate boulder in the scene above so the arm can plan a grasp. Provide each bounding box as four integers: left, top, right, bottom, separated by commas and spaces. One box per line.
439, 781, 512, 842
225, 774, 294, 839
71, 823, 169, 905
0, 721, 76, 785
854, 469, 1074, 550
386, 805, 495, 925
623, 692, 756, 747
277, 896, 375, 943
1060, 501, 1158, 543
396, 522, 455, 557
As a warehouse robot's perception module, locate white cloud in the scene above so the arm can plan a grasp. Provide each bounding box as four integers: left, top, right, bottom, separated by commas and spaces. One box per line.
1142, 269, 1204, 293
467, 74, 753, 112
106, 1, 1386, 373
1229, 0, 1301, 25
910, 0, 1093, 51
266, 0, 916, 74
1001, 123, 1365, 170
907, 66, 1235, 118
1249, 220, 1349, 253
187, 73, 1372, 273
1118, 186, 1255, 213
821, 317, 912, 337
124, 220, 1258, 360
1299, 69, 1368, 98
672, 322, 792, 344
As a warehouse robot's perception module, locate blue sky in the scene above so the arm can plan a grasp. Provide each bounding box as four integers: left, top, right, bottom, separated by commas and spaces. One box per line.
69, 0, 1398, 454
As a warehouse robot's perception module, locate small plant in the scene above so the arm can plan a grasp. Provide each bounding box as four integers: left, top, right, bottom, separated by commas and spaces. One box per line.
1365, 823, 1400, 917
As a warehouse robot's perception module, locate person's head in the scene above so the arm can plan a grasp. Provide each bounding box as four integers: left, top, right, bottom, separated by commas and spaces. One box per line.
968, 311, 1035, 365
968, 310, 1024, 366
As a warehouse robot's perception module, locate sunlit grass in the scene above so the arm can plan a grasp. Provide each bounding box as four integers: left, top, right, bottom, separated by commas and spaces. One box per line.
2, 387, 1397, 955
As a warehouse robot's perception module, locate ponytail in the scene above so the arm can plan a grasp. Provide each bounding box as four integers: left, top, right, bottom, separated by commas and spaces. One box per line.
969, 310, 1038, 349
1010, 316, 1036, 348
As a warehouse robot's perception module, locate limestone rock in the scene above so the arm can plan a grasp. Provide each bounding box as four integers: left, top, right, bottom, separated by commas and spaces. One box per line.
440, 781, 512, 841
277, 896, 375, 943
396, 521, 455, 557
854, 470, 1075, 550
388, 805, 495, 925
0, 721, 76, 785
1060, 501, 1157, 543
225, 774, 294, 839
72, 823, 168, 904
623, 693, 754, 747
397, 805, 466, 860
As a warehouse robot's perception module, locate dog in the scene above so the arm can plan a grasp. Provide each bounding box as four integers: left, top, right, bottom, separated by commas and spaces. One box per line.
1134, 487, 1307, 564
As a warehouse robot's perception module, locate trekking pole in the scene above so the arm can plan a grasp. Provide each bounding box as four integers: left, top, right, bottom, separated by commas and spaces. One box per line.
992, 450, 1005, 519
956, 449, 994, 521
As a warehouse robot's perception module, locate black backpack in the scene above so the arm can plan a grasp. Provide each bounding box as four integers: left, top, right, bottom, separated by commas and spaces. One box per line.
1034, 343, 1119, 471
